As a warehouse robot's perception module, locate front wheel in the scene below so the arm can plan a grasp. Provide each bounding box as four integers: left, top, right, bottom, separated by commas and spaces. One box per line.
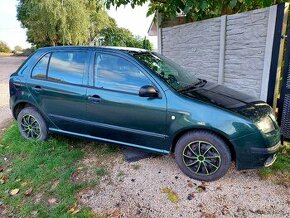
17, 107, 48, 141
175, 130, 231, 181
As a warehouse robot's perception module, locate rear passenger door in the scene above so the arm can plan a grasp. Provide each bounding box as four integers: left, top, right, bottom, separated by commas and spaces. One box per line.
85, 52, 168, 151
27, 50, 90, 133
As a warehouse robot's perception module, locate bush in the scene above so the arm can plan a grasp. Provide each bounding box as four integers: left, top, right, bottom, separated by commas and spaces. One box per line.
21, 47, 36, 56
0, 41, 11, 53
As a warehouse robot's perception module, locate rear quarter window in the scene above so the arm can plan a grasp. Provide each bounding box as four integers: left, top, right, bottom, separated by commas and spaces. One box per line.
31, 53, 51, 79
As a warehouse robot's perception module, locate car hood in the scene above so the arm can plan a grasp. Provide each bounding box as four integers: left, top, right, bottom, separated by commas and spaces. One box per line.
183, 82, 272, 121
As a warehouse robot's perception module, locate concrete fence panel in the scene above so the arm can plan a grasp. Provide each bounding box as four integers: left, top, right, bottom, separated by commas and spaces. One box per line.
161, 5, 278, 100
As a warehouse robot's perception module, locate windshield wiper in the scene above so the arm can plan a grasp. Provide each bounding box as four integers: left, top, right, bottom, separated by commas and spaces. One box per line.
179, 79, 207, 93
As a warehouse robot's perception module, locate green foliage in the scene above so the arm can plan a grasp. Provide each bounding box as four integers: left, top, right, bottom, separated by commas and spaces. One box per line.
0, 123, 118, 217
14, 45, 23, 52
105, 0, 287, 23
0, 41, 11, 53
17, 0, 106, 47
17, 0, 152, 49
99, 23, 153, 50
21, 47, 37, 56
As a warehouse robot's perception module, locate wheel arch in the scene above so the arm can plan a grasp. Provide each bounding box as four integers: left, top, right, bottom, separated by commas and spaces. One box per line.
170, 127, 236, 162
13, 101, 44, 120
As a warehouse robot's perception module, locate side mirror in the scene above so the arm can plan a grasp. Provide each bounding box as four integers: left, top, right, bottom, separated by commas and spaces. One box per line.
139, 85, 159, 98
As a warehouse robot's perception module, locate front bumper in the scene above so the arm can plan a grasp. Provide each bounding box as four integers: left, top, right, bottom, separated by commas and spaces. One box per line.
250, 141, 281, 154
251, 141, 281, 168
231, 131, 281, 170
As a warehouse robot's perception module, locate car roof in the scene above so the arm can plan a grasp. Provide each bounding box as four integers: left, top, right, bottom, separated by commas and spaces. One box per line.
37, 46, 149, 54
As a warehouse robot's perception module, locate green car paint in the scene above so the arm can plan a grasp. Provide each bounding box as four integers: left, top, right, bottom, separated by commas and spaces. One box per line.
9, 46, 281, 171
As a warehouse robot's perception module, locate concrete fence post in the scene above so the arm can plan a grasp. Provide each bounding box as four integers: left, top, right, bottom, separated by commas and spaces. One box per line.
218, 15, 227, 85
157, 12, 162, 54
260, 5, 278, 101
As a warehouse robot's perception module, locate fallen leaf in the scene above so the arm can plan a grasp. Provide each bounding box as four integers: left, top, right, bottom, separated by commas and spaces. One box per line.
24, 188, 33, 196
0, 175, 7, 182
68, 203, 80, 214
196, 184, 206, 192
77, 166, 83, 170
201, 212, 216, 218
10, 189, 19, 196
48, 198, 57, 205
187, 181, 194, 188
51, 180, 59, 190
216, 186, 222, 191
0, 166, 4, 172
21, 181, 29, 187
0, 179, 4, 184
71, 209, 80, 214
221, 205, 229, 215
111, 208, 121, 217
161, 187, 180, 203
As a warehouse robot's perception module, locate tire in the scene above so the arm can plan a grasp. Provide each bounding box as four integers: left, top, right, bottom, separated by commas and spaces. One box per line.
175, 130, 231, 181
17, 107, 48, 141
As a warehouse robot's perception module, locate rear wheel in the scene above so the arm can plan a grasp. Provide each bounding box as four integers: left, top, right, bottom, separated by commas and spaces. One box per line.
17, 107, 48, 141
175, 130, 231, 181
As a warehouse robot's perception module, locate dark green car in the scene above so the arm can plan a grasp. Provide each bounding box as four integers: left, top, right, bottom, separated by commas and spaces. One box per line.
9, 46, 281, 181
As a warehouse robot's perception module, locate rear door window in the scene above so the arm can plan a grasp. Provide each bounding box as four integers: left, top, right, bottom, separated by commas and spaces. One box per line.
47, 51, 87, 85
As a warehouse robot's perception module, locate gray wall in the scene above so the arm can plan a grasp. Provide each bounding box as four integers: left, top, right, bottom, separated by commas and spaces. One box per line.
161, 6, 277, 99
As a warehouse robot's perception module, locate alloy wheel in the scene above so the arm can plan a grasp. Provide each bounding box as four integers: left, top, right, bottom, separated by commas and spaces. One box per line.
20, 114, 41, 139
182, 141, 221, 176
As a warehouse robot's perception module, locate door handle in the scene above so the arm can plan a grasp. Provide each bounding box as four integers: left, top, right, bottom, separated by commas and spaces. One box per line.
88, 95, 101, 103
32, 86, 42, 92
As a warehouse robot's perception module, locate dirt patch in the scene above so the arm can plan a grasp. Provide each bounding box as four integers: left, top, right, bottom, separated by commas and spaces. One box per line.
80, 155, 290, 217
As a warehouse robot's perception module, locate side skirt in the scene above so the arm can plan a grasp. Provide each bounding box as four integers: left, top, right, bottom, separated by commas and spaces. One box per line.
49, 128, 170, 155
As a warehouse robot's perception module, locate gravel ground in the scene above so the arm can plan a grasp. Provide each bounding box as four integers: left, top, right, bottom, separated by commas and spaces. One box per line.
79, 154, 290, 218
0, 56, 26, 133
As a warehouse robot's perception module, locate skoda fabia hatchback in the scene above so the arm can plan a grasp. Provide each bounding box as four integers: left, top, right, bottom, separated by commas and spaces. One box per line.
9, 46, 281, 181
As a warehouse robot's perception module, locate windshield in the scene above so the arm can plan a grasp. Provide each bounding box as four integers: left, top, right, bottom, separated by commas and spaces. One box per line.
133, 52, 200, 91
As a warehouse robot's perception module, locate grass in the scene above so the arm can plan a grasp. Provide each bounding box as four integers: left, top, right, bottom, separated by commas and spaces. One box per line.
258, 141, 290, 186
0, 123, 119, 217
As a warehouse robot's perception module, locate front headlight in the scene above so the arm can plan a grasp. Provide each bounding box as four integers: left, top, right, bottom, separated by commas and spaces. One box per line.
256, 116, 275, 133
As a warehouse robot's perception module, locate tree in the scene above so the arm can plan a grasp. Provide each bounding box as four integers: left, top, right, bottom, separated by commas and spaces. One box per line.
105, 0, 287, 23
99, 21, 153, 50
89, 9, 116, 43
0, 41, 11, 53
16, 0, 153, 49
17, 0, 105, 47
14, 45, 23, 52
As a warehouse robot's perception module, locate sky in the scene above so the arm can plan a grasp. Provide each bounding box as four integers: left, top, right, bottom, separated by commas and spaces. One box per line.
0, 0, 156, 49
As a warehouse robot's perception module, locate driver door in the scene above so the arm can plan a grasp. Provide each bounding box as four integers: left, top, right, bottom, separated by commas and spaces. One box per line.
85, 52, 168, 151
